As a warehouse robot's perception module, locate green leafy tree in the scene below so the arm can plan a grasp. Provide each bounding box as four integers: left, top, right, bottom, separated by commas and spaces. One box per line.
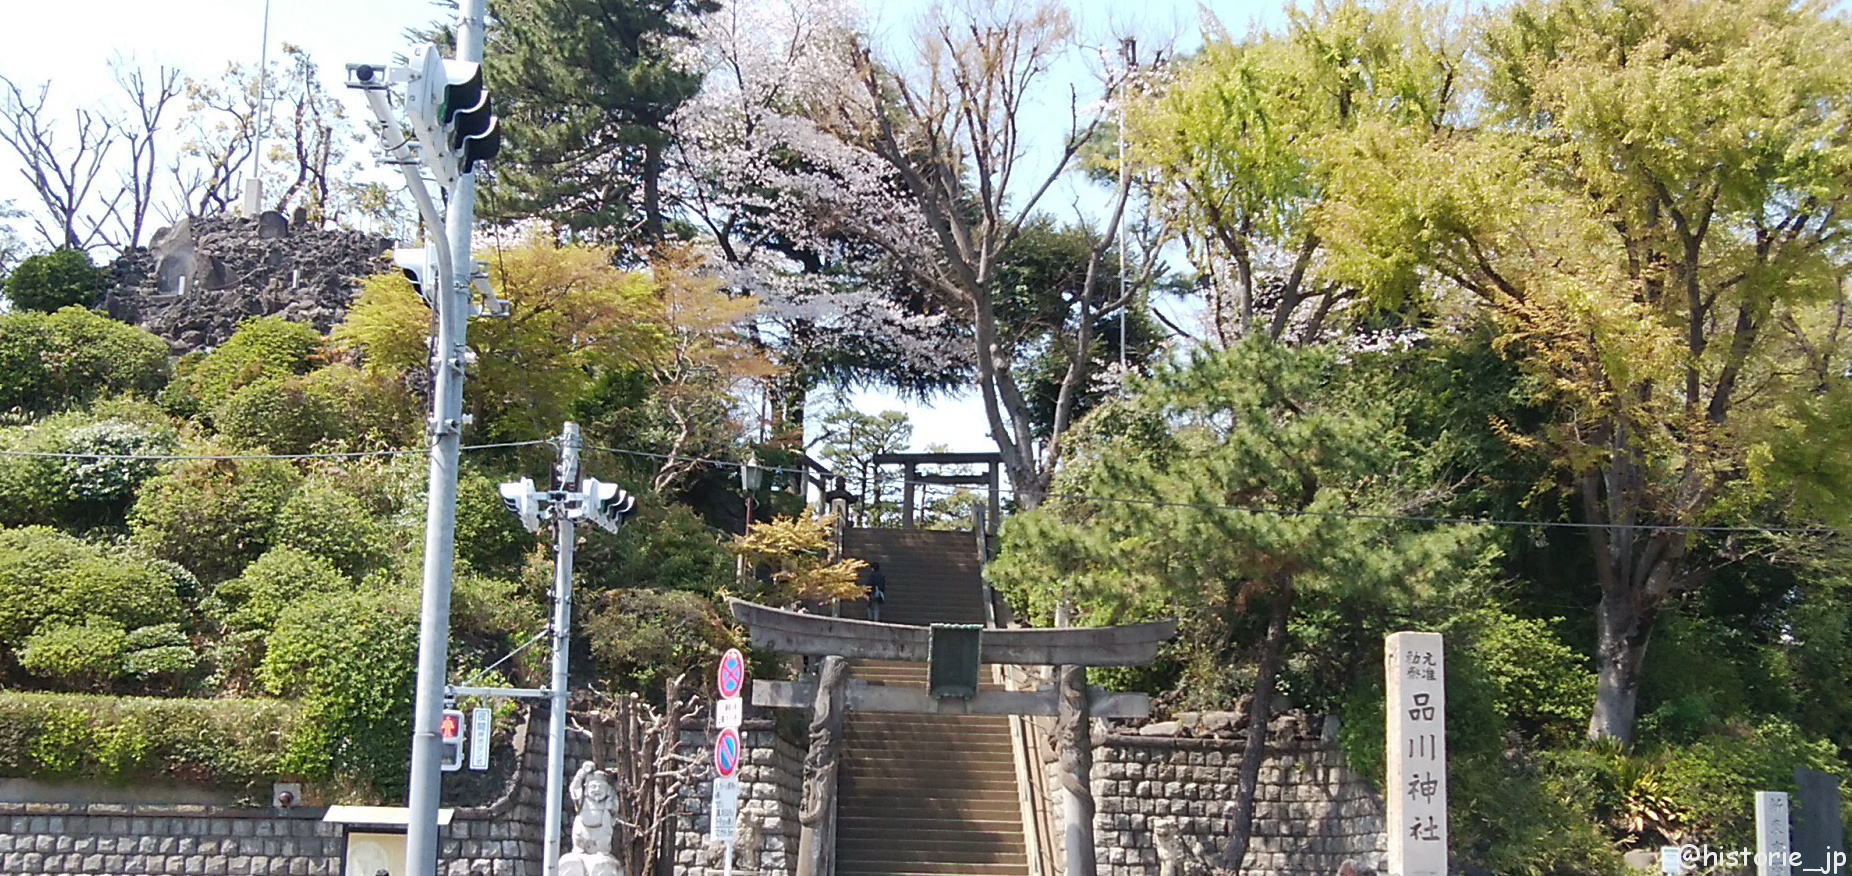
484, 0, 719, 246
810, 402, 912, 526
581, 588, 736, 694
1124, 0, 1457, 344
1309, 0, 1852, 743
3, 248, 107, 312
988, 341, 1492, 871
0, 308, 168, 415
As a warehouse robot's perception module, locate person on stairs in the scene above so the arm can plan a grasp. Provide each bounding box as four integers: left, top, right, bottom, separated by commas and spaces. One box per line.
862, 561, 887, 622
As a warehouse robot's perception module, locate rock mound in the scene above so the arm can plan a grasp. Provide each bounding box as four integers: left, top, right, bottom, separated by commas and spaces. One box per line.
105, 213, 395, 354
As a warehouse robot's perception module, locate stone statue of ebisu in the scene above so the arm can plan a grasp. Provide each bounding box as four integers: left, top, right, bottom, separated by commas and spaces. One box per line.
559, 760, 626, 876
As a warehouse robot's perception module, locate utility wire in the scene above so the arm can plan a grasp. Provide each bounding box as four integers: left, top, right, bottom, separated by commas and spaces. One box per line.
583, 443, 812, 477
897, 476, 1848, 537
0, 439, 552, 463
453, 626, 550, 688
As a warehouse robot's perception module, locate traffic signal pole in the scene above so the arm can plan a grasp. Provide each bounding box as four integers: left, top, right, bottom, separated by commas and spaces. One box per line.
542, 422, 582, 876
405, 1, 488, 874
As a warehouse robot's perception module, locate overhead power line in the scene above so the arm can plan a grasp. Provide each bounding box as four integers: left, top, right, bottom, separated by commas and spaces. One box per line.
0, 439, 552, 463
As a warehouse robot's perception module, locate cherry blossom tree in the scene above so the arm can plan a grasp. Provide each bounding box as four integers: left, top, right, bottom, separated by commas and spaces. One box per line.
670, 0, 967, 439
676, 0, 1158, 506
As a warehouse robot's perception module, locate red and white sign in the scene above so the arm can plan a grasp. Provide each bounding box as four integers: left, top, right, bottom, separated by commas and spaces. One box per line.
717, 648, 747, 700
714, 728, 741, 779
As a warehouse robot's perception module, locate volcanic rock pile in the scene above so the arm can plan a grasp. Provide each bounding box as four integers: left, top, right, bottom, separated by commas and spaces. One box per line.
105, 213, 395, 354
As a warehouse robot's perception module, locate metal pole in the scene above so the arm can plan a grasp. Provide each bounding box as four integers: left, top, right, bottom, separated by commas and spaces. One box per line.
405, 3, 486, 875
543, 423, 583, 876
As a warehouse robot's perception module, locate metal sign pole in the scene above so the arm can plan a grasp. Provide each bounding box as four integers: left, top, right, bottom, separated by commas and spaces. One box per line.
404, 3, 486, 874
543, 423, 583, 876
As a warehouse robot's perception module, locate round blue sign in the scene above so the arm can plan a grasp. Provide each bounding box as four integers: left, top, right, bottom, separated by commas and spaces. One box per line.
717, 648, 747, 700
714, 728, 741, 778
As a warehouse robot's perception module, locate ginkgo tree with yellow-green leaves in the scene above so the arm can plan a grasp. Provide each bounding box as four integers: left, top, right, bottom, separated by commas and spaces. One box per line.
333, 239, 773, 488
1272, 0, 1852, 744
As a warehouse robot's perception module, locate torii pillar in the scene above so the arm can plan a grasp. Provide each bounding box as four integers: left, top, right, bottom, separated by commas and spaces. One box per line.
728, 599, 1177, 876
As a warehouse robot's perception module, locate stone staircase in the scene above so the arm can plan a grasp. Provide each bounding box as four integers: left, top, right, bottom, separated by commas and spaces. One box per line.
835, 528, 1028, 876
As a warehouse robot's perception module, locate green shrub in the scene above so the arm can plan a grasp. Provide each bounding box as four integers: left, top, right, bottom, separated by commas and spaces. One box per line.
0, 406, 178, 530
582, 588, 736, 694
121, 623, 198, 679
16, 619, 128, 688
0, 692, 297, 792
129, 455, 301, 583
213, 547, 350, 633
1463, 610, 1596, 745
299, 365, 422, 448
3, 249, 106, 312
452, 471, 535, 575
213, 376, 342, 454
0, 308, 169, 414
271, 481, 390, 579
1655, 719, 1844, 848
0, 526, 96, 642
259, 587, 420, 790
574, 500, 733, 596
163, 317, 321, 417
1450, 750, 1627, 876
0, 527, 188, 653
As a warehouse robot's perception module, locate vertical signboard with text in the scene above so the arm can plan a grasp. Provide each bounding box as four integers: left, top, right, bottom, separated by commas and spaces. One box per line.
1386, 631, 1447, 876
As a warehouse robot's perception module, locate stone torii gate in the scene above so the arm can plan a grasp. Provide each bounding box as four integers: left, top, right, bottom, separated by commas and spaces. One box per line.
728, 599, 1177, 876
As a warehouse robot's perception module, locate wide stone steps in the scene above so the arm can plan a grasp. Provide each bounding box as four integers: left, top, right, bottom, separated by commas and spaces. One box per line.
834, 528, 1027, 876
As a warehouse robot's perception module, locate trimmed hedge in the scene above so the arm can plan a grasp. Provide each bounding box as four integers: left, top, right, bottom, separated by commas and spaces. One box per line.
0, 692, 299, 793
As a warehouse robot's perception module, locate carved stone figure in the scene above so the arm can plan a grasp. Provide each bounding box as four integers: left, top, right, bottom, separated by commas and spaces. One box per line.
1055, 664, 1097, 876
797, 655, 850, 876
1151, 817, 1207, 876
703, 812, 766, 871
559, 760, 626, 876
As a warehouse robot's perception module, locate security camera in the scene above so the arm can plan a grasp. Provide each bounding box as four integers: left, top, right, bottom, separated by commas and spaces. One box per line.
344, 63, 387, 90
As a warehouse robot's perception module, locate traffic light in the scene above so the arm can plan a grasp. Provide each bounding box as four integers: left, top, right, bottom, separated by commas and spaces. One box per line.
578, 478, 639, 534
437, 61, 501, 174
404, 45, 502, 183
393, 247, 436, 303
498, 478, 543, 533
440, 708, 465, 772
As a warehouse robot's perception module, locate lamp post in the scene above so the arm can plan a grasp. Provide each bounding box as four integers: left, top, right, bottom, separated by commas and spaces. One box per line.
736, 453, 764, 587
741, 452, 764, 525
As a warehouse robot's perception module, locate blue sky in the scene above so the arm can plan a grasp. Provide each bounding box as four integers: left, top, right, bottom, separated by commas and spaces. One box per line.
0, 0, 1287, 452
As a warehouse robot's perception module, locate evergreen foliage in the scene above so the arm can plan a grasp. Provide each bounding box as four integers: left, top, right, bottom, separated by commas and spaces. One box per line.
0, 308, 169, 415
483, 0, 719, 245
3, 249, 107, 312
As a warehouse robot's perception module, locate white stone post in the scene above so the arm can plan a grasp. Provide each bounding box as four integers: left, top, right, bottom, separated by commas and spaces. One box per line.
1757, 791, 1792, 876
1385, 632, 1447, 876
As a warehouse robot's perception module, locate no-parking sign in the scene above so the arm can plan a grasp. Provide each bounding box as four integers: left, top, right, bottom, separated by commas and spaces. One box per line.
717, 648, 747, 700
714, 727, 742, 779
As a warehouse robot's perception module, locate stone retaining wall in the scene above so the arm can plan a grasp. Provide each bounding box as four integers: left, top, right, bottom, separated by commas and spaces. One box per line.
0, 705, 581, 876
671, 719, 808, 876
1039, 717, 1388, 876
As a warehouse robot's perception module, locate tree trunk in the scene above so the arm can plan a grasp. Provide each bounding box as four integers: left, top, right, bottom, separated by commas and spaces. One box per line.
1587, 584, 1657, 745
1220, 586, 1294, 874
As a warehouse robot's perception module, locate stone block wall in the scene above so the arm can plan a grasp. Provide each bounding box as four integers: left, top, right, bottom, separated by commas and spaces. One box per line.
671, 719, 808, 876
1040, 719, 1387, 876
0, 705, 584, 876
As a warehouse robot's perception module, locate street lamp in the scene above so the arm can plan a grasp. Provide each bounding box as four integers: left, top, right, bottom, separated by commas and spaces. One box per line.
741, 452, 764, 524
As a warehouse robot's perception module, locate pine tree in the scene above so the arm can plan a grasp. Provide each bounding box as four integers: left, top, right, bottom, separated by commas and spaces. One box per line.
485, 0, 719, 248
